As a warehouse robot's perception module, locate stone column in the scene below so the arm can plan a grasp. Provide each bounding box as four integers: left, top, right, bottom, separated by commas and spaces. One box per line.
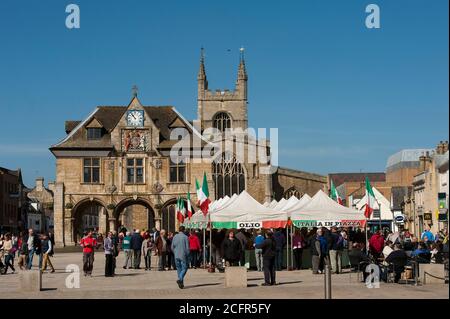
264, 168, 273, 203
64, 216, 75, 246
53, 182, 65, 247
108, 216, 116, 232
98, 207, 107, 235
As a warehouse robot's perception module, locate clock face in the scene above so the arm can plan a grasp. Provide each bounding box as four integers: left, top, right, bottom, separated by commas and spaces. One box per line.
126, 110, 144, 127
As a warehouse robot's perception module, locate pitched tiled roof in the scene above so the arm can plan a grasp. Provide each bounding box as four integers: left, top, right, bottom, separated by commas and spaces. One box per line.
65, 121, 81, 134
329, 172, 385, 187
52, 105, 191, 150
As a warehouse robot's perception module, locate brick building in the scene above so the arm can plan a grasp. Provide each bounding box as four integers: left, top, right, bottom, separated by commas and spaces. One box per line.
50, 51, 326, 247
0, 167, 28, 233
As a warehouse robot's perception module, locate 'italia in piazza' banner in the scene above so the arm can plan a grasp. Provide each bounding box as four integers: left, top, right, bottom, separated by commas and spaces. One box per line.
292, 219, 366, 228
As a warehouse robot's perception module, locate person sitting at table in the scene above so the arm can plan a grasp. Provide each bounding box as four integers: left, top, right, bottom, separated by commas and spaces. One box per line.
384, 243, 408, 283
411, 242, 431, 263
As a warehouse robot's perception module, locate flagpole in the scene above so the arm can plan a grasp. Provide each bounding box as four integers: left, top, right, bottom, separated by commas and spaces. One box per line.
209, 211, 212, 268
203, 224, 206, 269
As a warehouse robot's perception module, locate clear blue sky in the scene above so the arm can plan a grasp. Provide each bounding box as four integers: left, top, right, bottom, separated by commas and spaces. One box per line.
0, 0, 448, 187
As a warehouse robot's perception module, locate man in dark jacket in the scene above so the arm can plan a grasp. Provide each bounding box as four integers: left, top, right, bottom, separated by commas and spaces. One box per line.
256, 230, 277, 286
235, 229, 248, 267
273, 228, 286, 271
328, 227, 344, 274
384, 243, 408, 283
221, 231, 241, 266
130, 230, 143, 269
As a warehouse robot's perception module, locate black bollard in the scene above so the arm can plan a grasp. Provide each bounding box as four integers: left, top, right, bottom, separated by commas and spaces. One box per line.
324, 264, 332, 299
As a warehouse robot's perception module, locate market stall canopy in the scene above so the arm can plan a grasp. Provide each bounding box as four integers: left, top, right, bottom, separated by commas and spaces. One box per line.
354, 187, 393, 221
267, 199, 278, 208
291, 190, 366, 228
210, 190, 288, 229
272, 196, 297, 211
283, 194, 312, 217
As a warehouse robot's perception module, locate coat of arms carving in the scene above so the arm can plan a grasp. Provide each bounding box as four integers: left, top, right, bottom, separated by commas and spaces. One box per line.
122, 129, 149, 152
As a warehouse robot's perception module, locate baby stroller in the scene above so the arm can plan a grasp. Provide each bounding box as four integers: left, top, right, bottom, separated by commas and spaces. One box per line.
0, 259, 5, 275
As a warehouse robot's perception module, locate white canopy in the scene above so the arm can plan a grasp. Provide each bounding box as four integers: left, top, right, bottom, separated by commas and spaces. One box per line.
210, 190, 288, 229
283, 194, 312, 217
272, 196, 298, 211
291, 190, 366, 228
354, 187, 393, 221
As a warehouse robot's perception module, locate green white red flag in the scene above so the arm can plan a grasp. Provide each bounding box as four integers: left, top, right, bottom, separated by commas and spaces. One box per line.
364, 177, 376, 218
196, 172, 210, 216
176, 196, 185, 223
186, 190, 193, 220
330, 179, 343, 205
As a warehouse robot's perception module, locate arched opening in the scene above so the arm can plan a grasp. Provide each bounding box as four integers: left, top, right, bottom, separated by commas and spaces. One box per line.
213, 112, 232, 132
212, 152, 245, 199
114, 198, 155, 233
284, 187, 301, 199
161, 198, 188, 234
72, 199, 107, 244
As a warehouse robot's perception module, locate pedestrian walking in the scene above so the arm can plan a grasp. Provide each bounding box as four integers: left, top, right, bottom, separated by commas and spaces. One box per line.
253, 230, 265, 272
41, 233, 55, 273
189, 230, 201, 269
24, 229, 41, 270
156, 229, 168, 271
80, 231, 98, 276
130, 229, 143, 269
311, 228, 327, 274
171, 226, 190, 289
2, 234, 16, 274
222, 230, 241, 267
256, 230, 277, 286
17, 233, 28, 270
122, 231, 132, 269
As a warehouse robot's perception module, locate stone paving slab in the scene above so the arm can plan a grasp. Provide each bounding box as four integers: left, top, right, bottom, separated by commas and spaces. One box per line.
0, 253, 448, 299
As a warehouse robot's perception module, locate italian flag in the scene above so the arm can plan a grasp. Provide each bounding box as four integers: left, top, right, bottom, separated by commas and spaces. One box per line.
186, 190, 193, 220
176, 196, 185, 223
364, 177, 376, 218
196, 172, 211, 216
330, 179, 343, 205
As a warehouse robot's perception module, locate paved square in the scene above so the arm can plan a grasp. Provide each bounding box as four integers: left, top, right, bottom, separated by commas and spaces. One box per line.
0, 252, 448, 299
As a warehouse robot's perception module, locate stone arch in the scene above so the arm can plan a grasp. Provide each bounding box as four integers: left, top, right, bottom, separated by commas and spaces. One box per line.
284, 186, 302, 199
113, 197, 155, 232
212, 152, 246, 199
160, 198, 187, 234
71, 197, 108, 244
212, 111, 232, 132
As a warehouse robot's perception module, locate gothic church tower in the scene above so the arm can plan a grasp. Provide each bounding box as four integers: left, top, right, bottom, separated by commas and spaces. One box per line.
197, 48, 248, 132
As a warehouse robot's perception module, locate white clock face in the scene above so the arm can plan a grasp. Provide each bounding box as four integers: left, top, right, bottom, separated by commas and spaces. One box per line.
127, 110, 144, 126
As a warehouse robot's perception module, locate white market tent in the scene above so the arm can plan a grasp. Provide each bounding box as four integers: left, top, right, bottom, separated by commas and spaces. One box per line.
268, 199, 278, 208
354, 187, 394, 221
283, 194, 312, 217
210, 190, 288, 229
291, 190, 366, 228
272, 196, 299, 211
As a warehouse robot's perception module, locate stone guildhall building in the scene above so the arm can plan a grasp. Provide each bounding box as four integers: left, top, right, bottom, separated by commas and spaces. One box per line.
50, 52, 326, 247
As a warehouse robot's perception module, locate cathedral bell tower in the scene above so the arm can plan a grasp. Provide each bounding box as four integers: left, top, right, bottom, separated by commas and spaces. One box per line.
197, 48, 248, 133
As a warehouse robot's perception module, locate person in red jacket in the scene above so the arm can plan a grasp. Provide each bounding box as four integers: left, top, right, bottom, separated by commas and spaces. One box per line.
188, 230, 202, 269
369, 230, 385, 260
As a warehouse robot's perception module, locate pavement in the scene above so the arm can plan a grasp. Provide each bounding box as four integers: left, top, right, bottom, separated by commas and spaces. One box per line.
0, 252, 448, 299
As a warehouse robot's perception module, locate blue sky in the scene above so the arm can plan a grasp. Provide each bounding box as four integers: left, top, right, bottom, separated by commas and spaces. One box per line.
0, 0, 448, 187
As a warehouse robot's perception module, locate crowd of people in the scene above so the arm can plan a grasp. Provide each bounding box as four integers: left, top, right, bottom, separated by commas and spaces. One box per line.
0, 228, 55, 275
1, 224, 448, 288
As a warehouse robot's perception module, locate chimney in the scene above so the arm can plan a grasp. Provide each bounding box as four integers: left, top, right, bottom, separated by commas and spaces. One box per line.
437, 141, 444, 155
419, 154, 426, 171
443, 141, 449, 153
36, 177, 44, 192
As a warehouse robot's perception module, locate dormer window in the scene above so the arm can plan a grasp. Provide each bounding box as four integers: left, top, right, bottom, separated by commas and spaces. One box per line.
87, 128, 103, 140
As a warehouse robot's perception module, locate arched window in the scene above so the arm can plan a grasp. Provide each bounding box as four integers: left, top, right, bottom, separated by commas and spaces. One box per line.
212, 152, 245, 199
284, 187, 301, 199
213, 112, 232, 132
